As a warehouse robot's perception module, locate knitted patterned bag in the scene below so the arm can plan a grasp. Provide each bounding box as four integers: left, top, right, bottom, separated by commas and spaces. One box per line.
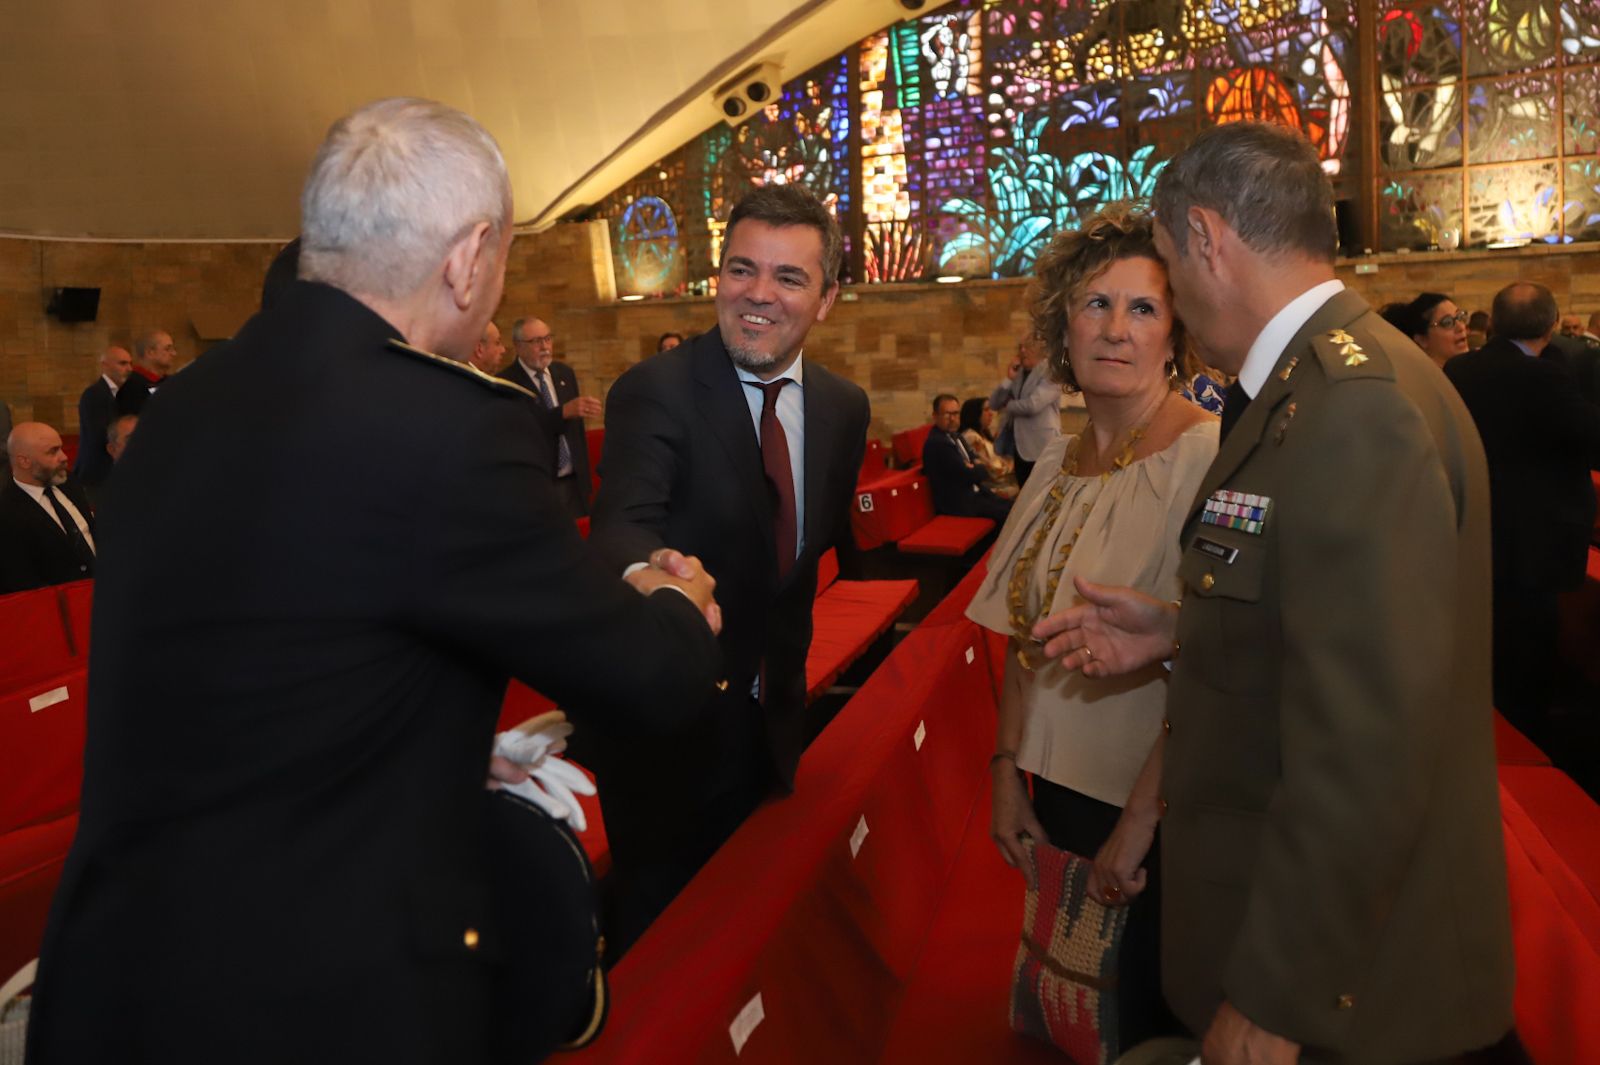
1009, 837, 1130, 1065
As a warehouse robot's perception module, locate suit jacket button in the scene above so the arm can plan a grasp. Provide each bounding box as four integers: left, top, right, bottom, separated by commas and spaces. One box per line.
1200, 571, 1215, 591
1157, 797, 1169, 816
463, 928, 480, 950
1335, 994, 1355, 1010
715, 679, 729, 692
1162, 718, 1171, 735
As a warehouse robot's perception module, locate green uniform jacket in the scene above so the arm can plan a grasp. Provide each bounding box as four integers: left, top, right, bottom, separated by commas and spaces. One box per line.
1161, 289, 1514, 1063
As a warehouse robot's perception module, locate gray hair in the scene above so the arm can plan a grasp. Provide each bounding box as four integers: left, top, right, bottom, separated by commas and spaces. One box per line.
510, 316, 542, 342
299, 97, 512, 300
133, 331, 166, 358
1152, 122, 1338, 263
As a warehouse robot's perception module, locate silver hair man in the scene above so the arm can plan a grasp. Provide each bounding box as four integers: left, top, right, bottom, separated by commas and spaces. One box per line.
298, 97, 513, 305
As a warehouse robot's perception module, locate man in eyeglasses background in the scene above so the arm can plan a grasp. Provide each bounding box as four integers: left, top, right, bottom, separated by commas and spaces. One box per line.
502, 316, 603, 519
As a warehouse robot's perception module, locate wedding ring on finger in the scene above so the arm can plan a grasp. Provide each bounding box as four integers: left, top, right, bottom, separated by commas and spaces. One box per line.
1082, 645, 1095, 661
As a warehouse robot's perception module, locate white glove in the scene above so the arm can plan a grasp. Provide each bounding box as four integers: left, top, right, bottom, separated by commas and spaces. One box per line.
492, 712, 596, 833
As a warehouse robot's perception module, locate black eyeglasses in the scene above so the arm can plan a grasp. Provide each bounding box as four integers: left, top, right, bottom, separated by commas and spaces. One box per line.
1432, 312, 1469, 329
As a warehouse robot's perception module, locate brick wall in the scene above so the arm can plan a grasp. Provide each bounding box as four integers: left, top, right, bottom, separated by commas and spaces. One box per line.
3, 225, 1597, 441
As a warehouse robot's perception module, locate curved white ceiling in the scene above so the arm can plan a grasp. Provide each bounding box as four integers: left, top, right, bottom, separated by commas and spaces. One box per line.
0, 0, 902, 240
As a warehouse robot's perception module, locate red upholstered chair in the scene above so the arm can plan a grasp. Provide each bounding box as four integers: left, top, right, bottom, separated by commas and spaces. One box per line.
1492, 712, 1550, 766
587, 427, 605, 501
806, 548, 918, 700
1498, 768, 1600, 1065
858, 439, 889, 484
0, 671, 88, 838
851, 469, 926, 550
0, 813, 77, 991
0, 586, 79, 695
891, 424, 933, 469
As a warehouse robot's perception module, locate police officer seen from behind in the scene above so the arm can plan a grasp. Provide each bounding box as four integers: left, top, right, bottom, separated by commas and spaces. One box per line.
27, 97, 722, 1065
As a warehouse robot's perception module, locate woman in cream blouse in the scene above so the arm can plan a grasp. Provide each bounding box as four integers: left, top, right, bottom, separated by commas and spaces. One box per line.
966, 204, 1218, 1049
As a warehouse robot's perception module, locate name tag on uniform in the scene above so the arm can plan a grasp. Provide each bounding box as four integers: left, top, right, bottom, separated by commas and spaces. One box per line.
1193, 536, 1239, 563
1201, 490, 1271, 535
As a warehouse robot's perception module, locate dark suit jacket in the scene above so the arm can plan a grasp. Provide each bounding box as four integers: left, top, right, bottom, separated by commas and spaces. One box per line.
1446, 337, 1600, 591
499, 358, 592, 512
73, 377, 117, 485
923, 427, 998, 516
1165, 291, 1512, 1060
27, 281, 719, 1065
0, 477, 95, 593
590, 327, 870, 792
114, 368, 164, 416
1543, 333, 1600, 406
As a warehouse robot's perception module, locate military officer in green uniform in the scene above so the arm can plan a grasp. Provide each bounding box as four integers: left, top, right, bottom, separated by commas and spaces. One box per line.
1034, 123, 1515, 1065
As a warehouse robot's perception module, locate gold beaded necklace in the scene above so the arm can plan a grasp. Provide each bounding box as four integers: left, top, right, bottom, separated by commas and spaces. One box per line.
1006, 418, 1151, 670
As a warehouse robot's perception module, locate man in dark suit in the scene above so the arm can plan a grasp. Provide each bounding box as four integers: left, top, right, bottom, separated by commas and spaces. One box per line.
115, 329, 179, 415
1446, 282, 1600, 742
1037, 123, 1515, 1064
923, 392, 1011, 522
589, 184, 871, 955
501, 316, 600, 518
27, 97, 721, 1065
0, 421, 96, 593
72, 345, 134, 486
1543, 327, 1600, 406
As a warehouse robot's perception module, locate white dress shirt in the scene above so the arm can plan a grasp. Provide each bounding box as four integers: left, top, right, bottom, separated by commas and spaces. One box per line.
14, 478, 96, 553
734, 353, 806, 560
102, 374, 121, 397
517, 358, 573, 476
1236, 279, 1346, 399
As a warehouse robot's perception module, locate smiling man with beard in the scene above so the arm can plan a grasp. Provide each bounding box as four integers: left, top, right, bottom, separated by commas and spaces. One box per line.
589, 184, 871, 956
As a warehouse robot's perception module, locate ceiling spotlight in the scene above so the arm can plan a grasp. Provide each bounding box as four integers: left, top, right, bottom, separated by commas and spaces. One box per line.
746, 80, 772, 104
721, 97, 748, 119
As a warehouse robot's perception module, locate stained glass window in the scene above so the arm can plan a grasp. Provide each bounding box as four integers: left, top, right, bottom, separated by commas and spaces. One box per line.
601, 0, 1595, 295
1379, 0, 1599, 247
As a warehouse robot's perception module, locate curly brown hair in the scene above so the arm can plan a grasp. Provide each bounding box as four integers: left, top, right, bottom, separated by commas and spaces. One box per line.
1026, 202, 1197, 393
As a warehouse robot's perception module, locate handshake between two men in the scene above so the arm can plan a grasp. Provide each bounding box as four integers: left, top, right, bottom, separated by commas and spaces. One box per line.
489, 546, 722, 802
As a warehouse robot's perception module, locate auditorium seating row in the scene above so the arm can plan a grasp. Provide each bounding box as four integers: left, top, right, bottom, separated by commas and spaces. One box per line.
851, 468, 993, 556
6, 560, 1600, 1061
0, 548, 916, 994
567, 559, 1600, 1065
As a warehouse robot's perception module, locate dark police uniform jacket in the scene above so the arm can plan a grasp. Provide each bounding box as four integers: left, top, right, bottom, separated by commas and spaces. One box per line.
26, 281, 719, 1065
1161, 289, 1513, 1063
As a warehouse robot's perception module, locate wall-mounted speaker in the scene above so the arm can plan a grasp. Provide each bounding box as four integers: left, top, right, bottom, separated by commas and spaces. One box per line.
714, 61, 783, 127
46, 287, 100, 323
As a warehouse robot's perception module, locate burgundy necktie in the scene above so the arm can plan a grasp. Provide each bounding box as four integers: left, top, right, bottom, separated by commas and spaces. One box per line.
747, 379, 796, 579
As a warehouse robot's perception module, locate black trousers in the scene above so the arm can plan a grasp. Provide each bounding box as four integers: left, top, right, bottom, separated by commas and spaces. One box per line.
595, 700, 775, 963
1014, 458, 1036, 489
553, 473, 589, 522
1491, 583, 1560, 741
1031, 776, 1182, 1054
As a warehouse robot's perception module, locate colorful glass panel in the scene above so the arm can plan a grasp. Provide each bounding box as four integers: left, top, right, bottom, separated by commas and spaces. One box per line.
598, 0, 1594, 294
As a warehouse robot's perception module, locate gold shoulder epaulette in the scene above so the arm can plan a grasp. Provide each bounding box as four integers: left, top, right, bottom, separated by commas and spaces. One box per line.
385, 339, 539, 400
1309, 327, 1393, 382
